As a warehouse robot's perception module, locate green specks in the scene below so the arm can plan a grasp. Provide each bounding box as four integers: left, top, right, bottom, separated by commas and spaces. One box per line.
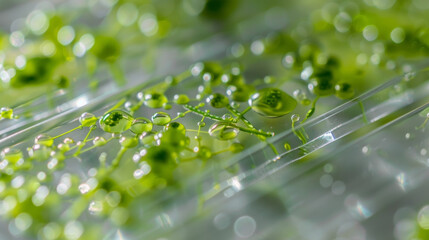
249, 88, 297, 117
209, 121, 239, 140
151, 112, 171, 126
99, 110, 133, 133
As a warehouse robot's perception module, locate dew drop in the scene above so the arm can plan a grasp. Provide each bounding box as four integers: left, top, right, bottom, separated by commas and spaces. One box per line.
209, 122, 239, 140
99, 110, 133, 133
144, 92, 168, 108
119, 136, 138, 148
1, 148, 23, 163
93, 137, 107, 147
249, 88, 297, 117
130, 117, 153, 134
63, 138, 75, 144
79, 112, 97, 127
151, 112, 171, 126
35, 134, 54, 147
0, 107, 14, 119
173, 94, 190, 105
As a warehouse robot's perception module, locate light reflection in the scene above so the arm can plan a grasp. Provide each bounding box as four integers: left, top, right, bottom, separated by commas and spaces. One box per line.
139, 13, 158, 37
228, 176, 242, 191
234, 216, 257, 238
396, 173, 408, 191
345, 195, 372, 219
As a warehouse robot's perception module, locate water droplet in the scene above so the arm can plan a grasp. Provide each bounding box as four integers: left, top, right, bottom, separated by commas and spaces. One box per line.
151, 112, 171, 126
119, 136, 138, 148
63, 138, 75, 144
249, 88, 297, 117
139, 131, 156, 145
88, 201, 103, 215
173, 94, 190, 105
124, 100, 138, 111
282, 52, 296, 69
209, 122, 239, 140
207, 93, 229, 108
57, 143, 70, 152
130, 117, 153, 134
93, 137, 107, 147
418, 205, 429, 229
144, 92, 168, 108
226, 84, 255, 102
335, 82, 355, 99
198, 121, 206, 127
99, 110, 133, 133
1, 148, 23, 163
291, 114, 300, 122
79, 112, 97, 127
284, 143, 291, 151
35, 134, 54, 147
0, 107, 14, 119
78, 183, 91, 194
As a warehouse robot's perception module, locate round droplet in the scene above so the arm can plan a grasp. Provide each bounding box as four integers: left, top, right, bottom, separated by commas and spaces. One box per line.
164, 122, 186, 134
151, 112, 171, 126
291, 114, 300, 122
144, 92, 168, 108
35, 134, 54, 147
28, 144, 50, 161
207, 93, 229, 108
284, 143, 291, 151
79, 112, 97, 127
335, 82, 355, 99
209, 122, 239, 140
226, 84, 255, 102
173, 94, 190, 105
119, 136, 138, 148
57, 143, 70, 152
308, 69, 336, 96
124, 100, 138, 111
198, 121, 206, 127
93, 137, 107, 147
99, 110, 134, 133
64, 138, 75, 144
1, 148, 23, 163
139, 131, 156, 145
130, 117, 153, 134
248, 88, 297, 117
221, 73, 245, 86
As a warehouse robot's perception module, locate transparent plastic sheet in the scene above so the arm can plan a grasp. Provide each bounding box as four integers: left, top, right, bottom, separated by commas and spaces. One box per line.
136, 66, 429, 239
1, 1, 429, 240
